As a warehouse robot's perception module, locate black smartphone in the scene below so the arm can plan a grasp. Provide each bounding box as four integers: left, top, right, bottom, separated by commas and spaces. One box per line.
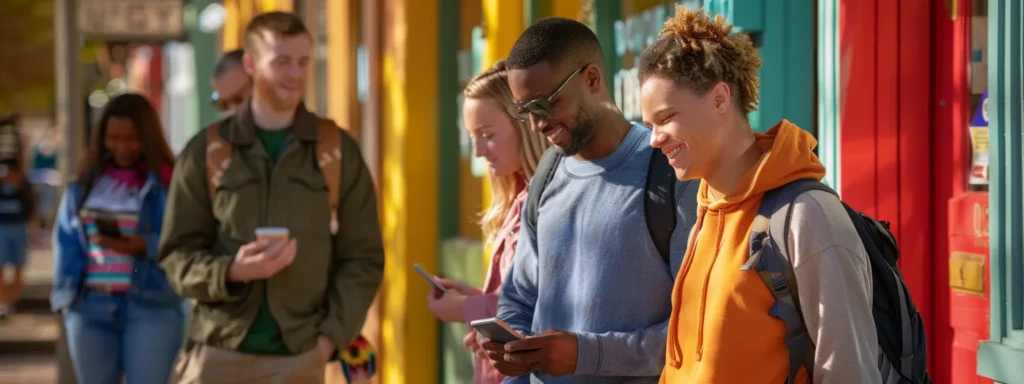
469, 318, 524, 344
95, 217, 122, 238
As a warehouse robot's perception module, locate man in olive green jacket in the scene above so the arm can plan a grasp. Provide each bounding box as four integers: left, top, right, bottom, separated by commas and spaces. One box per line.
158, 12, 383, 383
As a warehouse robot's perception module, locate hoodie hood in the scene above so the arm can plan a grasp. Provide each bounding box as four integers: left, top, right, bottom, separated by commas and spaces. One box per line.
699, 119, 826, 211
661, 119, 822, 384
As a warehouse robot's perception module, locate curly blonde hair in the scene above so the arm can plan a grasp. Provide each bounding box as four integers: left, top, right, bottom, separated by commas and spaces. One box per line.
638, 7, 762, 115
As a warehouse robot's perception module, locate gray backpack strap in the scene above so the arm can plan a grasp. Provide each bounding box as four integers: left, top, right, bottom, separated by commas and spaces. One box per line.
744, 179, 834, 383
523, 147, 563, 235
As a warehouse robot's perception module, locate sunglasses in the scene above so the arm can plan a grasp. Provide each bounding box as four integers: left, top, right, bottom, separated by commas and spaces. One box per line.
505, 65, 589, 122
211, 79, 253, 112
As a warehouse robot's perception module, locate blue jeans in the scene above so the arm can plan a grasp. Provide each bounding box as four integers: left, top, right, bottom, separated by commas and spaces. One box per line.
0, 223, 27, 267
64, 291, 185, 384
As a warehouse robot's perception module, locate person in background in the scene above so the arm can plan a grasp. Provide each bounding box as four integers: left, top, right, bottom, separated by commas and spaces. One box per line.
29, 128, 60, 243
211, 49, 252, 116
425, 60, 549, 384
159, 12, 384, 383
0, 115, 38, 319
51, 93, 183, 383
638, 7, 879, 383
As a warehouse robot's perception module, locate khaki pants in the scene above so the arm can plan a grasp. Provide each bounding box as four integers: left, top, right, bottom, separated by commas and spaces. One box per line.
173, 344, 326, 384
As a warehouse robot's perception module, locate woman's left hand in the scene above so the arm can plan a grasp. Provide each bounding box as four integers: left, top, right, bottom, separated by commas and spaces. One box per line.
92, 235, 147, 256
427, 288, 469, 323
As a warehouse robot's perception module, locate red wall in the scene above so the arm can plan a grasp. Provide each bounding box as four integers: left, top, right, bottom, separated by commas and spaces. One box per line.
840, 1, 976, 383
838, 0, 936, 377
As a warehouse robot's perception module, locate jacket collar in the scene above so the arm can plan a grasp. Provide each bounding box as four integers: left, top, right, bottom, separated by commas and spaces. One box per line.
226, 97, 319, 145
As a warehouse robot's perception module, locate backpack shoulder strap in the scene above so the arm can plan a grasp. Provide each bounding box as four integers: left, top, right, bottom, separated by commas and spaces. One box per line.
746, 178, 835, 383
645, 149, 676, 265
524, 147, 563, 235
204, 123, 232, 202
315, 118, 344, 235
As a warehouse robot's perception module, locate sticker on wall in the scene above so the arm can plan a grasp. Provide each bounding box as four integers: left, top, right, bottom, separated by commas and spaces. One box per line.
968, 89, 989, 187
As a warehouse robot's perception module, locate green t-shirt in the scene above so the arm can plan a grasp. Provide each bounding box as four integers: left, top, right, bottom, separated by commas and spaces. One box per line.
237, 127, 292, 355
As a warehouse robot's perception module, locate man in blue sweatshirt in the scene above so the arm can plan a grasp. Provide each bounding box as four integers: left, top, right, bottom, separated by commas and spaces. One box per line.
480, 18, 699, 383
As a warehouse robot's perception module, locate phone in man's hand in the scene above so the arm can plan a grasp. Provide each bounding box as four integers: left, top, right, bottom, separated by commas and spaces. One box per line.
469, 317, 524, 344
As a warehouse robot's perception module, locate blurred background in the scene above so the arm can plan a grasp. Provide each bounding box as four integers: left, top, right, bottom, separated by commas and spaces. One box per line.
0, 0, 1021, 383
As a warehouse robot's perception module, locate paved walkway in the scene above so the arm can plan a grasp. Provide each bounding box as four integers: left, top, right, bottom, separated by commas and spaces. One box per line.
0, 247, 64, 384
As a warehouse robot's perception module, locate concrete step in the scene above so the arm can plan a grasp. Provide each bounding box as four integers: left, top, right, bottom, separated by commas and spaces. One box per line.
0, 351, 57, 384
0, 310, 60, 355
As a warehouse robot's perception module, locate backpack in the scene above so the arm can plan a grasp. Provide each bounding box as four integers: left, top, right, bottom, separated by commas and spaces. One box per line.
205, 118, 343, 233
204, 119, 377, 378
523, 146, 677, 263
747, 179, 930, 384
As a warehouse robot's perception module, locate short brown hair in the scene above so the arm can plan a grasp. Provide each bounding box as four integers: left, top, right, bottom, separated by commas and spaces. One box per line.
638, 7, 762, 115
243, 11, 311, 55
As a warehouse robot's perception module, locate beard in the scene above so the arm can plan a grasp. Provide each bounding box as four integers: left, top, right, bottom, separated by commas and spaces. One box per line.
557, 104, 596, 156
253, 74, 301, 112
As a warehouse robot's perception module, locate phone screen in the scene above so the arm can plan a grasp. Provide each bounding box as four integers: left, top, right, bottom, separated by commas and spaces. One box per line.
470, 318, 524, 344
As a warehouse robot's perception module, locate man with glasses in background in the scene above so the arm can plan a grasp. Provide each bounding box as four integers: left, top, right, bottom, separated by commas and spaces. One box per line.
211, 49, 253, 115
478, 18, 698, 383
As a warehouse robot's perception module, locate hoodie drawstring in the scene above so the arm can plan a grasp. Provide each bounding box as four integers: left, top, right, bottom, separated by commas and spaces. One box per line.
695, 215, 727, 361
668, 206, 707, 368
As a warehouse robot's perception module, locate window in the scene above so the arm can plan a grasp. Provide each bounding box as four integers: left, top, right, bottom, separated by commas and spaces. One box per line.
977, 0, 1024, 381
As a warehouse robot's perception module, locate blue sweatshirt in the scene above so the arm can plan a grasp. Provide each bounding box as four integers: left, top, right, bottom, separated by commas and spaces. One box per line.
497, 124, 699, 383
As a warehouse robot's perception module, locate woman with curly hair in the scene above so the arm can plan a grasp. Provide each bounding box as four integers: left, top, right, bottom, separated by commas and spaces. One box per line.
638, 7, 879, 383
52, 93, 183, 384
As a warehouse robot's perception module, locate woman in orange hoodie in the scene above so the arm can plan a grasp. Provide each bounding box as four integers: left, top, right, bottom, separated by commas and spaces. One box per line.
637, 7, 881, 384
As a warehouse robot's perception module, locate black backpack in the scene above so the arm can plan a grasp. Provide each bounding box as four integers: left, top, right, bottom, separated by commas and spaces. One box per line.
749, 179, 930, 384
523, 146, 678, 264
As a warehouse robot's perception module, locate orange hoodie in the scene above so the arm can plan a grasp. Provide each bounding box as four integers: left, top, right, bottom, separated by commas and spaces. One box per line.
660, 120, 826, 384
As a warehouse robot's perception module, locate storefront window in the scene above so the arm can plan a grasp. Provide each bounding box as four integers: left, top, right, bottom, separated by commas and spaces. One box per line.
978, 0, 1024, 381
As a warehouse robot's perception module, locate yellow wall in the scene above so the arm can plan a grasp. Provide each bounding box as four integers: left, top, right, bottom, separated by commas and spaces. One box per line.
380, 0, 440, 382
480, 0, 525, 263
552, 0, 583, 19
326, 0, 359, 135
221, 0, 294, 50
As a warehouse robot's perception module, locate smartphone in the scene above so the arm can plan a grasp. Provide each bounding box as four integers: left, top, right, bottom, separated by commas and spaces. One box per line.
94, 217, 122, 238
469, 318, 524, 344
413, 263, 447, 293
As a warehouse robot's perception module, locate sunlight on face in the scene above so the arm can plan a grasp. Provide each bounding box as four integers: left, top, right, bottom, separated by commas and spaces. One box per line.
463, 97, 523, 177
247, 32, 311, 111
640, 76, 726, 181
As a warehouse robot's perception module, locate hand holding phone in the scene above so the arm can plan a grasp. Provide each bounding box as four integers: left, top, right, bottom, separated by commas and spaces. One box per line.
470, 317, 524, 344
413, 263, 447, 293
95, 217, 122, 238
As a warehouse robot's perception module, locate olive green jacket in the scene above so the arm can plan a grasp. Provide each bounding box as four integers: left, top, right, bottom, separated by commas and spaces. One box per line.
157, 101, 384, 354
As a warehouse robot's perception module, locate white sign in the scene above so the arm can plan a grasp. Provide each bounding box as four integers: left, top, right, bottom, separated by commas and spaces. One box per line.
79, 0, 184, 41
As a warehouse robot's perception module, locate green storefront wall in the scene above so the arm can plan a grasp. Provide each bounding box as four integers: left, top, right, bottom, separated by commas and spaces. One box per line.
184, 0, 220, 131
591, 0, 839, 185
978, 0, 1024, 383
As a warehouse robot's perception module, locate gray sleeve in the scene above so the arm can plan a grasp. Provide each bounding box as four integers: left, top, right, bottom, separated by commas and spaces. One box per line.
783, 190, 882, 384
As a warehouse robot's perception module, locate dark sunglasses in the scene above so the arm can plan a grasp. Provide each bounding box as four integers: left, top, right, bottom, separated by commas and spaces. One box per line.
505, 65, 589, 122
211, 79, 253, 112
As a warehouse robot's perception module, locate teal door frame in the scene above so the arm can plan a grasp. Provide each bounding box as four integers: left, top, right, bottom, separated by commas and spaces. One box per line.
978, 0, 1024, 382
816, 0, 840, 189
184, 1, 219, 129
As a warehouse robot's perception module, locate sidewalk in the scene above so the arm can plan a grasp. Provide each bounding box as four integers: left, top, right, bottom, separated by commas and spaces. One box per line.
0, 247, 63, 384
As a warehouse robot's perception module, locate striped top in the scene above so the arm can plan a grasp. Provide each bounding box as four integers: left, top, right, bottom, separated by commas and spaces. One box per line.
80, 169, 145, 292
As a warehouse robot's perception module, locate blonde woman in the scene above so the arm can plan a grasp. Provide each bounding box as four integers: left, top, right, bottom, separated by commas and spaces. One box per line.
426, 60, 549, 384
